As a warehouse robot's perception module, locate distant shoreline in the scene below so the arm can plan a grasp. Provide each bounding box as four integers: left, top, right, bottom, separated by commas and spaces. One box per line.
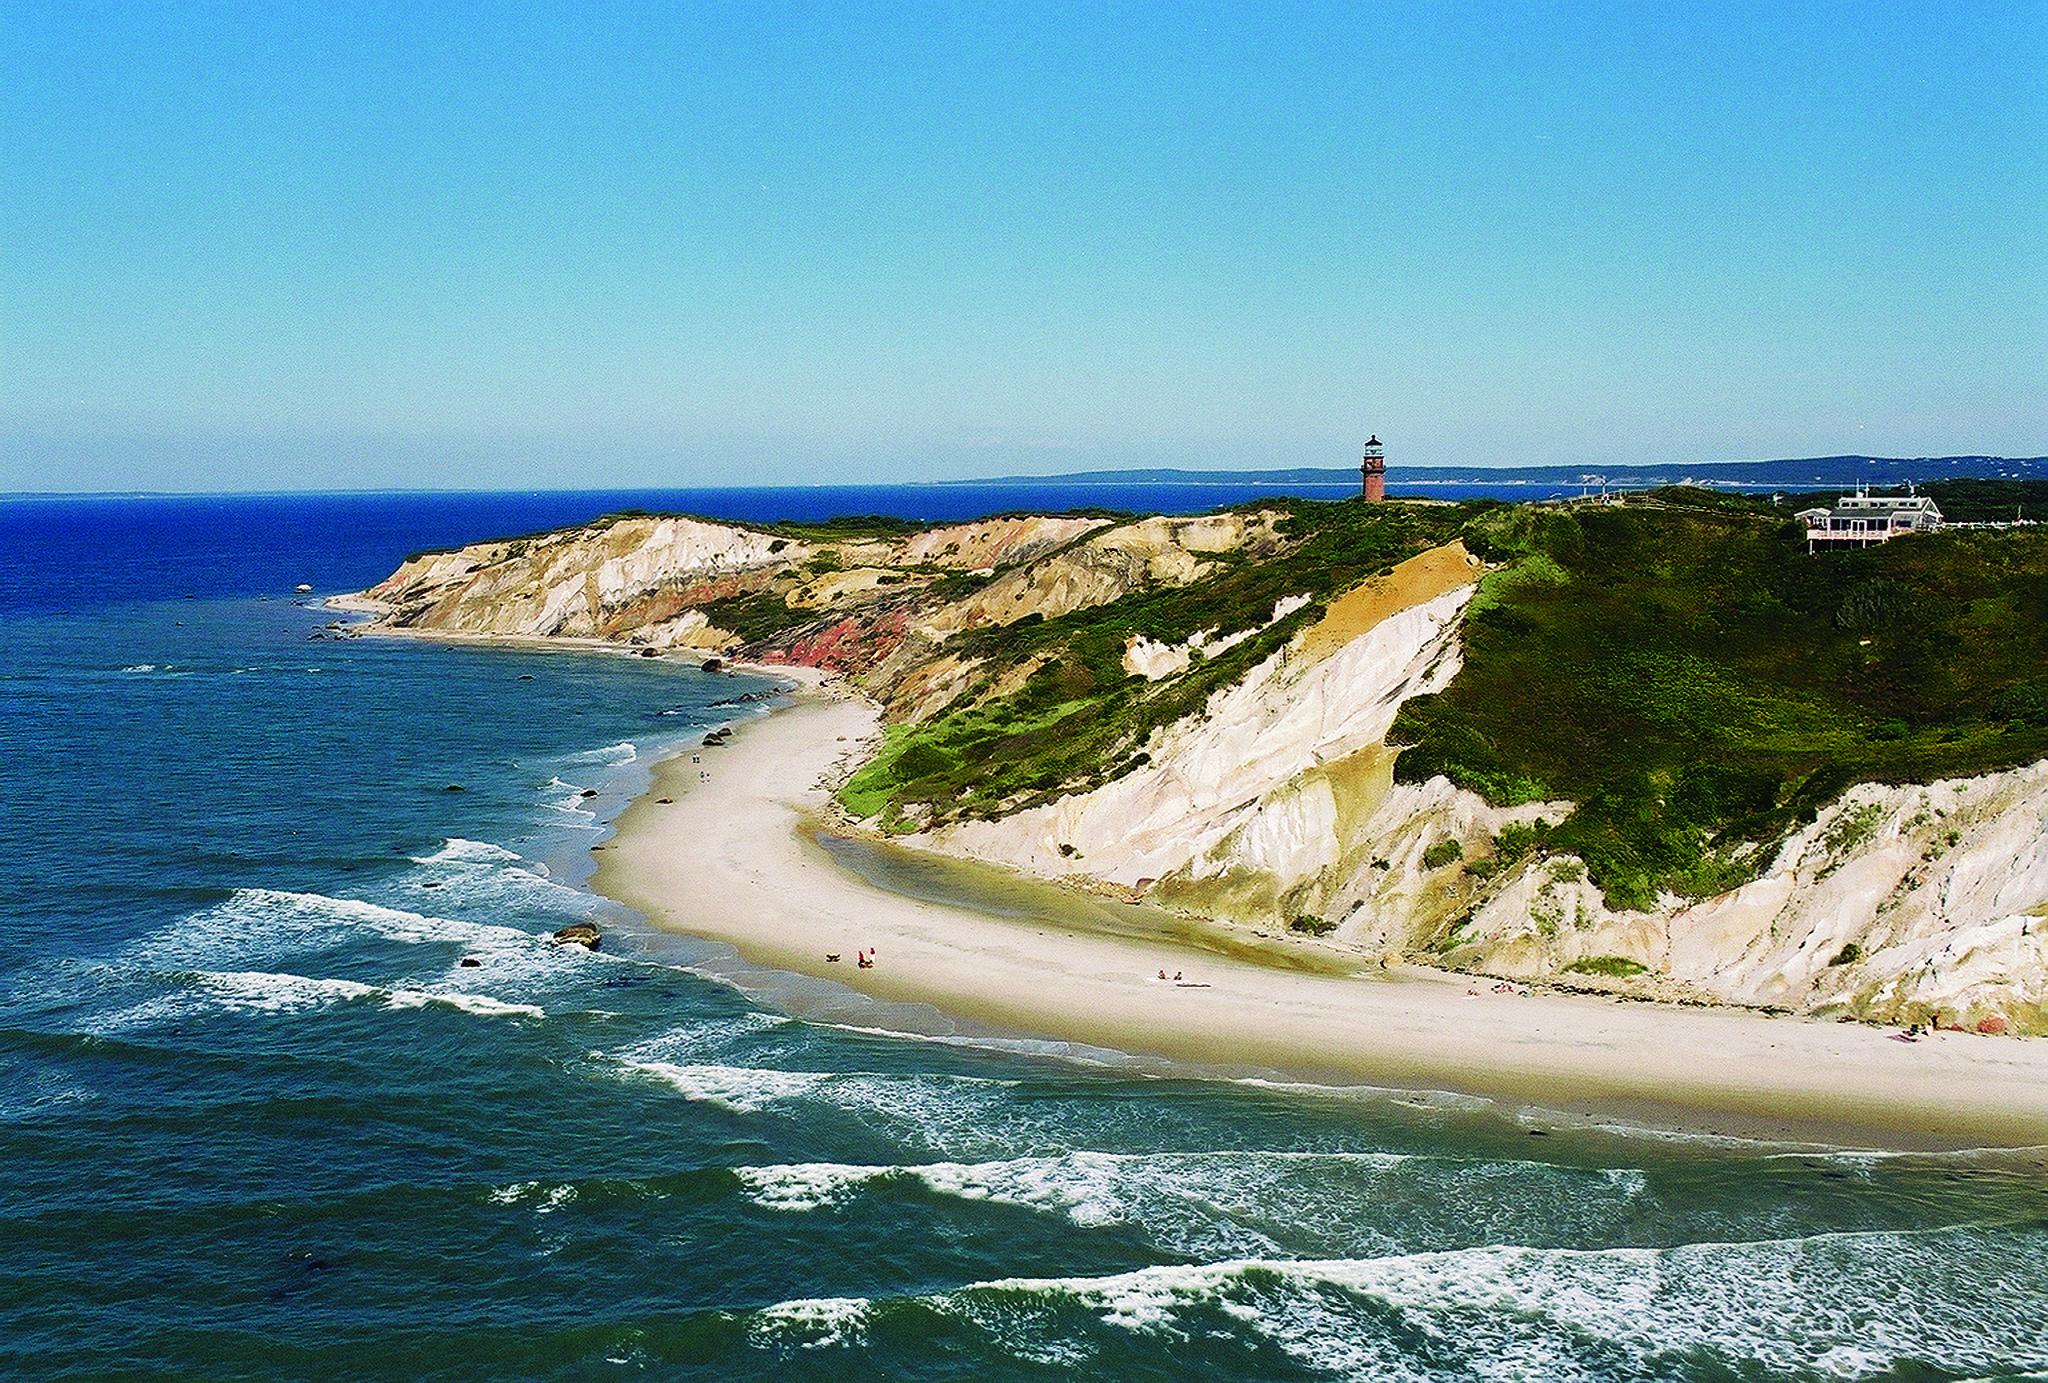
591, 682, 2048, 1152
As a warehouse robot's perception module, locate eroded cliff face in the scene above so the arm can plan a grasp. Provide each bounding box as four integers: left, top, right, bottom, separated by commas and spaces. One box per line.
930, 545, 1498, 890
1433, 767, 2048, 1030
354, 510, 2048, 1032
361, 513, 1113, 650
912, 539, 2048, 1032
367, 516, 799, 639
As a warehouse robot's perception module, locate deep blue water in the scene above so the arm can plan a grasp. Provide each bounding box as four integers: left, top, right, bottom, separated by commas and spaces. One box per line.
3, 488, 2046, 1381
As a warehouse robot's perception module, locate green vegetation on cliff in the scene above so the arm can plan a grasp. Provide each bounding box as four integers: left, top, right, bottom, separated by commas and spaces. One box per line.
1390, 494, 2048, 909
840, 488, 2048, 862
839, 500, 1470, 830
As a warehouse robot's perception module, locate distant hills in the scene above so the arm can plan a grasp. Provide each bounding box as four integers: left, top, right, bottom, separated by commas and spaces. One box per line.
954, 456, 2048, 492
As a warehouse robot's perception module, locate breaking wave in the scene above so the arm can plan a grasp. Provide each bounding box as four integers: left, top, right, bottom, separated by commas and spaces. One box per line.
192, 970, 543, 1021
411, 837, 524, 866
739, 1221, 2048, 1379
565, 740, 637, 767
730, 1149, 1664, 1258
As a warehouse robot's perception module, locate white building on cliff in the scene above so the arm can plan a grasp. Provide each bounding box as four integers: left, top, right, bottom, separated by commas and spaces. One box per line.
1796, 488, 1943, 551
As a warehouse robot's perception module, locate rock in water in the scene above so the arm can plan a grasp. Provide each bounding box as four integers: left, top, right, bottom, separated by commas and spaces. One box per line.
551, 922, 601, 951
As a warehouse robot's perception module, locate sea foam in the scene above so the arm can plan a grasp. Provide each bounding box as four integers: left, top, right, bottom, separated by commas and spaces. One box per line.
729, 1221, 2048, 1380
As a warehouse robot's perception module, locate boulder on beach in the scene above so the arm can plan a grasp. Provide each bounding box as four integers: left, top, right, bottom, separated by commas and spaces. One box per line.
550, 922, 601, 951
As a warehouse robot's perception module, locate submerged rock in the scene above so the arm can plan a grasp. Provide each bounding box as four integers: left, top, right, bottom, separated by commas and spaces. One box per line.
551, 922, 601, 951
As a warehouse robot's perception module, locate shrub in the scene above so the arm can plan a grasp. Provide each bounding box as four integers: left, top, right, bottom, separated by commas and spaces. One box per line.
1828, 942, 1864, 967
1563, 955, 1648, 978
1288, 915, 1338, 936
1495, 821, 1545, 863
1421, 838, 1464, 870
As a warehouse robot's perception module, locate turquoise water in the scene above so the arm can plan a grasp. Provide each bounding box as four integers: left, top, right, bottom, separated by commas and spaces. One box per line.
4, 492, 2047, 1381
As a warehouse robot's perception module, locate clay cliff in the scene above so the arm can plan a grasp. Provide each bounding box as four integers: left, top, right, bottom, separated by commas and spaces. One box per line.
351, 494, 2048, 1032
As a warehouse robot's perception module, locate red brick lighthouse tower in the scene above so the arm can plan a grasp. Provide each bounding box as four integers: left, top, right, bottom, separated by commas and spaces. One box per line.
1360, 435, 1386, 503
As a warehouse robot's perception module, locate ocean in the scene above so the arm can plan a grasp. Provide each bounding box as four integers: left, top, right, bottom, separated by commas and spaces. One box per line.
3, 486, 2046, 1381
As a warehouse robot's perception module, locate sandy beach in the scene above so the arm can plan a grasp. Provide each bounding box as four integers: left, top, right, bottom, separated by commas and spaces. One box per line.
595, 683, 2048, 1149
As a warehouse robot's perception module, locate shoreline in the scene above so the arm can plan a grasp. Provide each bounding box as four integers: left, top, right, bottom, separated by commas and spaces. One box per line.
593, 684, 2048, 1151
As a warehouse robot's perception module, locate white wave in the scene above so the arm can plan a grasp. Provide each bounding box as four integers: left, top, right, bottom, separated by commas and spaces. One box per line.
147, 888, 547, 965
735, 1149, 1407, 1218
619, 1060, 832, 1113
618, 1011, 792, 1063
487, 1180, 578, 1212
412, 837, 523, 865
388, 989, 545, 1019
729, 1147, 1648, 1259
194, 970, 383, 1013
120, 663, 160, 673
932, 1224, 2048, 1380
615, 1054, 1029, 1153
195, 970, 540, 1020
566, 740, 637, 767
746, 1296, 871, 1351
733, 1162, 879, 1212
83, 966, 553, 1033
1601, 1167, 1649, 1197
400, 842, 594, 917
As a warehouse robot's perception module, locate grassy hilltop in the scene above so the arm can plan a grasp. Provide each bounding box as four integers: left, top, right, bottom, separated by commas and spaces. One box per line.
837, 483, 2048, 913
1389, 486, 2048, 909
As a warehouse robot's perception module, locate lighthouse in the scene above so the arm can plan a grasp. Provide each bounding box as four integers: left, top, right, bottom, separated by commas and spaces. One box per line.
1360, 436, 1386, 503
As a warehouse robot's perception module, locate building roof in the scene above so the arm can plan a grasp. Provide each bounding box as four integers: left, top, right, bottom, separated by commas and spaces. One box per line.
1800, 492, 1943, 525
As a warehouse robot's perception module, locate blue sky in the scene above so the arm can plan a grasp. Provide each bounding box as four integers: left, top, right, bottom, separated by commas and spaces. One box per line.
3, 3, 2043, 492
